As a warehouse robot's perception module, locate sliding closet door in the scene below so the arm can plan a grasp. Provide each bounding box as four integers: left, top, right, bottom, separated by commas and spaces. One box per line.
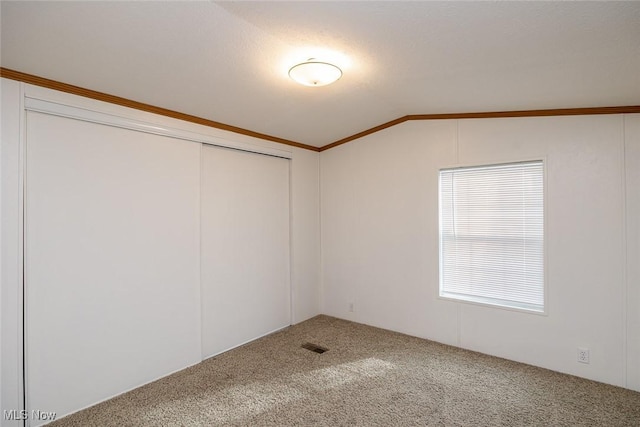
25, 112, 201, 423
201, 145, 290, 358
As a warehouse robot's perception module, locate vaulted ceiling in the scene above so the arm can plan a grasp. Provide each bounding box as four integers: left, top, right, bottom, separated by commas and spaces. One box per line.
2, 1, 639, 148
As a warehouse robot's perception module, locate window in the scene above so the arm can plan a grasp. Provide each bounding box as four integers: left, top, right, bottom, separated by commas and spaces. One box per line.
439, 161, 544, 312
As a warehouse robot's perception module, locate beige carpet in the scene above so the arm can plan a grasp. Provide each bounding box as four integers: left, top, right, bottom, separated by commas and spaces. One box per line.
51, 315, 640, 426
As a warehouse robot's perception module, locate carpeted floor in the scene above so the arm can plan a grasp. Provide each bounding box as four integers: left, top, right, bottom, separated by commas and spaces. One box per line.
50, 315, 640, 426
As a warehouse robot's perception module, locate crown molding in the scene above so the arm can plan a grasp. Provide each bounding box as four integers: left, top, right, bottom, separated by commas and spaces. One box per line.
318, 106, 640, 151
0, 68, 319, 152
4, 68, 639, 154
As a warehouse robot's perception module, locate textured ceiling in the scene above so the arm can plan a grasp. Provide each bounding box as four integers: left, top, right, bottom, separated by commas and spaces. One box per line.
2, 1, 639, 147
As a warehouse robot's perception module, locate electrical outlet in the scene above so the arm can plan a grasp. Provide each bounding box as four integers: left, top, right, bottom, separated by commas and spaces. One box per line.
348, 302, 354, 312
577, 348, 590, 364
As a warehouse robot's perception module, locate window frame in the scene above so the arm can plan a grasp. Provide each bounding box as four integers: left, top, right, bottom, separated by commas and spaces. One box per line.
437, 158, 548, 315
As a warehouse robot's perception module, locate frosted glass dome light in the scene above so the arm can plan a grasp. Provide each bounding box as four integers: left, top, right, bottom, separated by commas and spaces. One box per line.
288, 60, 342, 87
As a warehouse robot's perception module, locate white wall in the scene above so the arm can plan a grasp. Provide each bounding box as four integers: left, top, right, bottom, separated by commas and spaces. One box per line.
321, 120, 459, 344
0, 79, 2, 427
1, 78, 24, 426
0, 80, 321, 424
321, 115, 640, 390
625, 114, 640, 391
291, 147, 321, 323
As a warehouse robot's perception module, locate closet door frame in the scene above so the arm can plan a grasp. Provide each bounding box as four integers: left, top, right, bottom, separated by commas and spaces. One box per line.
10, 85, 293, 425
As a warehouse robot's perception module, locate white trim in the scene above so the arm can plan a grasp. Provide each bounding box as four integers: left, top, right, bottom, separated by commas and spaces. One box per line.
542, 156, 549, 316
288, 159, 295, 325
438, 294, 547, 316
621, 114, 628, 388
195, 143, 203, 363
0, 77, 27, 427
24, 97, 292, 160
19, 82, 28, 427
439, 157, 546, 172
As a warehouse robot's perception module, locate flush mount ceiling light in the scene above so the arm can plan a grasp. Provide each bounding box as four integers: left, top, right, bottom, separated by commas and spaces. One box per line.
288, 59, 342, 87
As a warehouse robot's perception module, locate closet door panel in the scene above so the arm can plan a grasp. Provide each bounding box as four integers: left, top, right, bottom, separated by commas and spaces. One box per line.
201, 146, 290, 358
25, 112, 201, 423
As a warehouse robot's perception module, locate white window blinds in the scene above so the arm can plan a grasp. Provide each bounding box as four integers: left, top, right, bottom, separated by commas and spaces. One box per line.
439, 161, 544, 312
